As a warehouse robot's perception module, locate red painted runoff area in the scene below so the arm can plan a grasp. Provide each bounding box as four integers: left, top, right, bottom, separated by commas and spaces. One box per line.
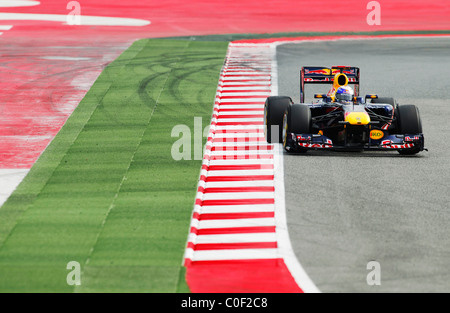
185, 259, 303, 293
2, 0, 449, 41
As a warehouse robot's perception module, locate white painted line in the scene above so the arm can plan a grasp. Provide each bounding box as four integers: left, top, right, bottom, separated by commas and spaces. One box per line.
0, 169, 29, 207
220, 76, 269, 81
198, 218, 276, 229
0, 25, 13, 30
221, 81, 270, 86
211, 141, 267, 147
202, 192, 275, 200
215, 125, 264, 130
216, 98, 267, 103
215, 118, 262, 123
0, 1, 39, 7
218, 110, 263, 115
0, 13, 150, 26
220, 91, 270, 95
208, 159, 273, 166
214, 132, 264, 138
223, 71, 271, 75
221, 86, 271, 91
207, 170, 274, 177
270, 42, 320, 293
188, 248, 279, 261
209, 150, 273, 157
205, 181, 275, 188
192, 233, 278, 244
197, 204, 275, 214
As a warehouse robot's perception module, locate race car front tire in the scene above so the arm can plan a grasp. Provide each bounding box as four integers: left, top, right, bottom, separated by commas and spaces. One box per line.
264, 96, 292, 143
282, 103, 311, 152
371, 97, 398, 131
397, 104, 423, 155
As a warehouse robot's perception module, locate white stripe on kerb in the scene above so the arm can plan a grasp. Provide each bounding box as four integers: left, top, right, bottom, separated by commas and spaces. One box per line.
187, 249, 279, 261
191, 233, 278, 244
196, 204, 275, 214
198, 218, 276, 229
202, 192, 275, 200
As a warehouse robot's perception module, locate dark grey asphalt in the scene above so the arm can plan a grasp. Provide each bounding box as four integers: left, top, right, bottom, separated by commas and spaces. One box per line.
277, 37, 450, 293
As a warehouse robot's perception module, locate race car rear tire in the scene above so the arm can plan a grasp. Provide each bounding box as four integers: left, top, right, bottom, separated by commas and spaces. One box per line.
264, 96, 292, 143
397, 104, 423, 155
282, 103, 311, 152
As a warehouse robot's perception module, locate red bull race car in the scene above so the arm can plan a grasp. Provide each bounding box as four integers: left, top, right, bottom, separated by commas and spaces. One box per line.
264, 66, 426, 155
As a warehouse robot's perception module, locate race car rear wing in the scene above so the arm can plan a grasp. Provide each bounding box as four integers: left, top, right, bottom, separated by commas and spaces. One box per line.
300, 66, 360, 103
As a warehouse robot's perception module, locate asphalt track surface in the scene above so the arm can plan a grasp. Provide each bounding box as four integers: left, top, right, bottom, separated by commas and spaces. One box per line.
277, 37, 450, 292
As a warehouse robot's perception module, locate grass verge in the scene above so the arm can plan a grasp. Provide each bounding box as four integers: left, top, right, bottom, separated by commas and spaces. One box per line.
0, 38, 228, 292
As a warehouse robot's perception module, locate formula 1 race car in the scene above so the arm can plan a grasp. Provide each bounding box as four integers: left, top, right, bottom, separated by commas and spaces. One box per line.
264, 66, 426, 155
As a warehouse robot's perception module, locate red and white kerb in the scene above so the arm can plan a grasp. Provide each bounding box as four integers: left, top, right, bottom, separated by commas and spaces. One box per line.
183, 42, 319, 293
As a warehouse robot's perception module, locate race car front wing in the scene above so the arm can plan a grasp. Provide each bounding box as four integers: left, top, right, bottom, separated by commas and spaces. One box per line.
285, 133, 426, 153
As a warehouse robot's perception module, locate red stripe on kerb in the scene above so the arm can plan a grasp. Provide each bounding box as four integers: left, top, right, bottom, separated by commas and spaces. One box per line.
199, 186, 275, 193
200, 198, 274, 206
207, 164, 273, 171
219, 95, 268, 99
224, 67, 271, 70
188, 242, 277, 250
220, 80, 270, 83
220, 90, 270, 93
193, 211, 275, 220
223, 74, 269, 77
191, 226, 276, 235
185, 259, 303, 293
203, 175, 274, 182
215, 122, 263, 126
220, 84, 270, 88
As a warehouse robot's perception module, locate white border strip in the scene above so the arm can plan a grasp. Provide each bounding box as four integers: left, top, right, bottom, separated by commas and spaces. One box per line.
270, 42, 320, 293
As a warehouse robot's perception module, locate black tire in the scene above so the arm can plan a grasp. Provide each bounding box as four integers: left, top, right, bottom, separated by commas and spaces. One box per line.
371, 97, 397, 107
397, 104, 423, 155
282, 103, 311, 152
264, 96, 292, 143
397, 104, 422, 134
371, 97, 398, 130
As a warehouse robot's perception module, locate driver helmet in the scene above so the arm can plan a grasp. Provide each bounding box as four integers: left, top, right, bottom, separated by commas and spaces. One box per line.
335, 86, 354, 103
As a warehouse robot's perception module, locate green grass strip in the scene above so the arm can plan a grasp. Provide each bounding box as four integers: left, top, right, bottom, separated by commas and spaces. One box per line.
0, 38, 228, 292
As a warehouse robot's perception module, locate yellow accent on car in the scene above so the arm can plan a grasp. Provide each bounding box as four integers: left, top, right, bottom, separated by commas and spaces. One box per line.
333, 73, 349, 89
345, 112, 371, 125
370, 129, 384, 140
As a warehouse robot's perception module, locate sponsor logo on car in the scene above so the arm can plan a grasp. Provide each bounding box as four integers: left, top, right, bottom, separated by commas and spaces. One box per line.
370, 129, 384, 140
